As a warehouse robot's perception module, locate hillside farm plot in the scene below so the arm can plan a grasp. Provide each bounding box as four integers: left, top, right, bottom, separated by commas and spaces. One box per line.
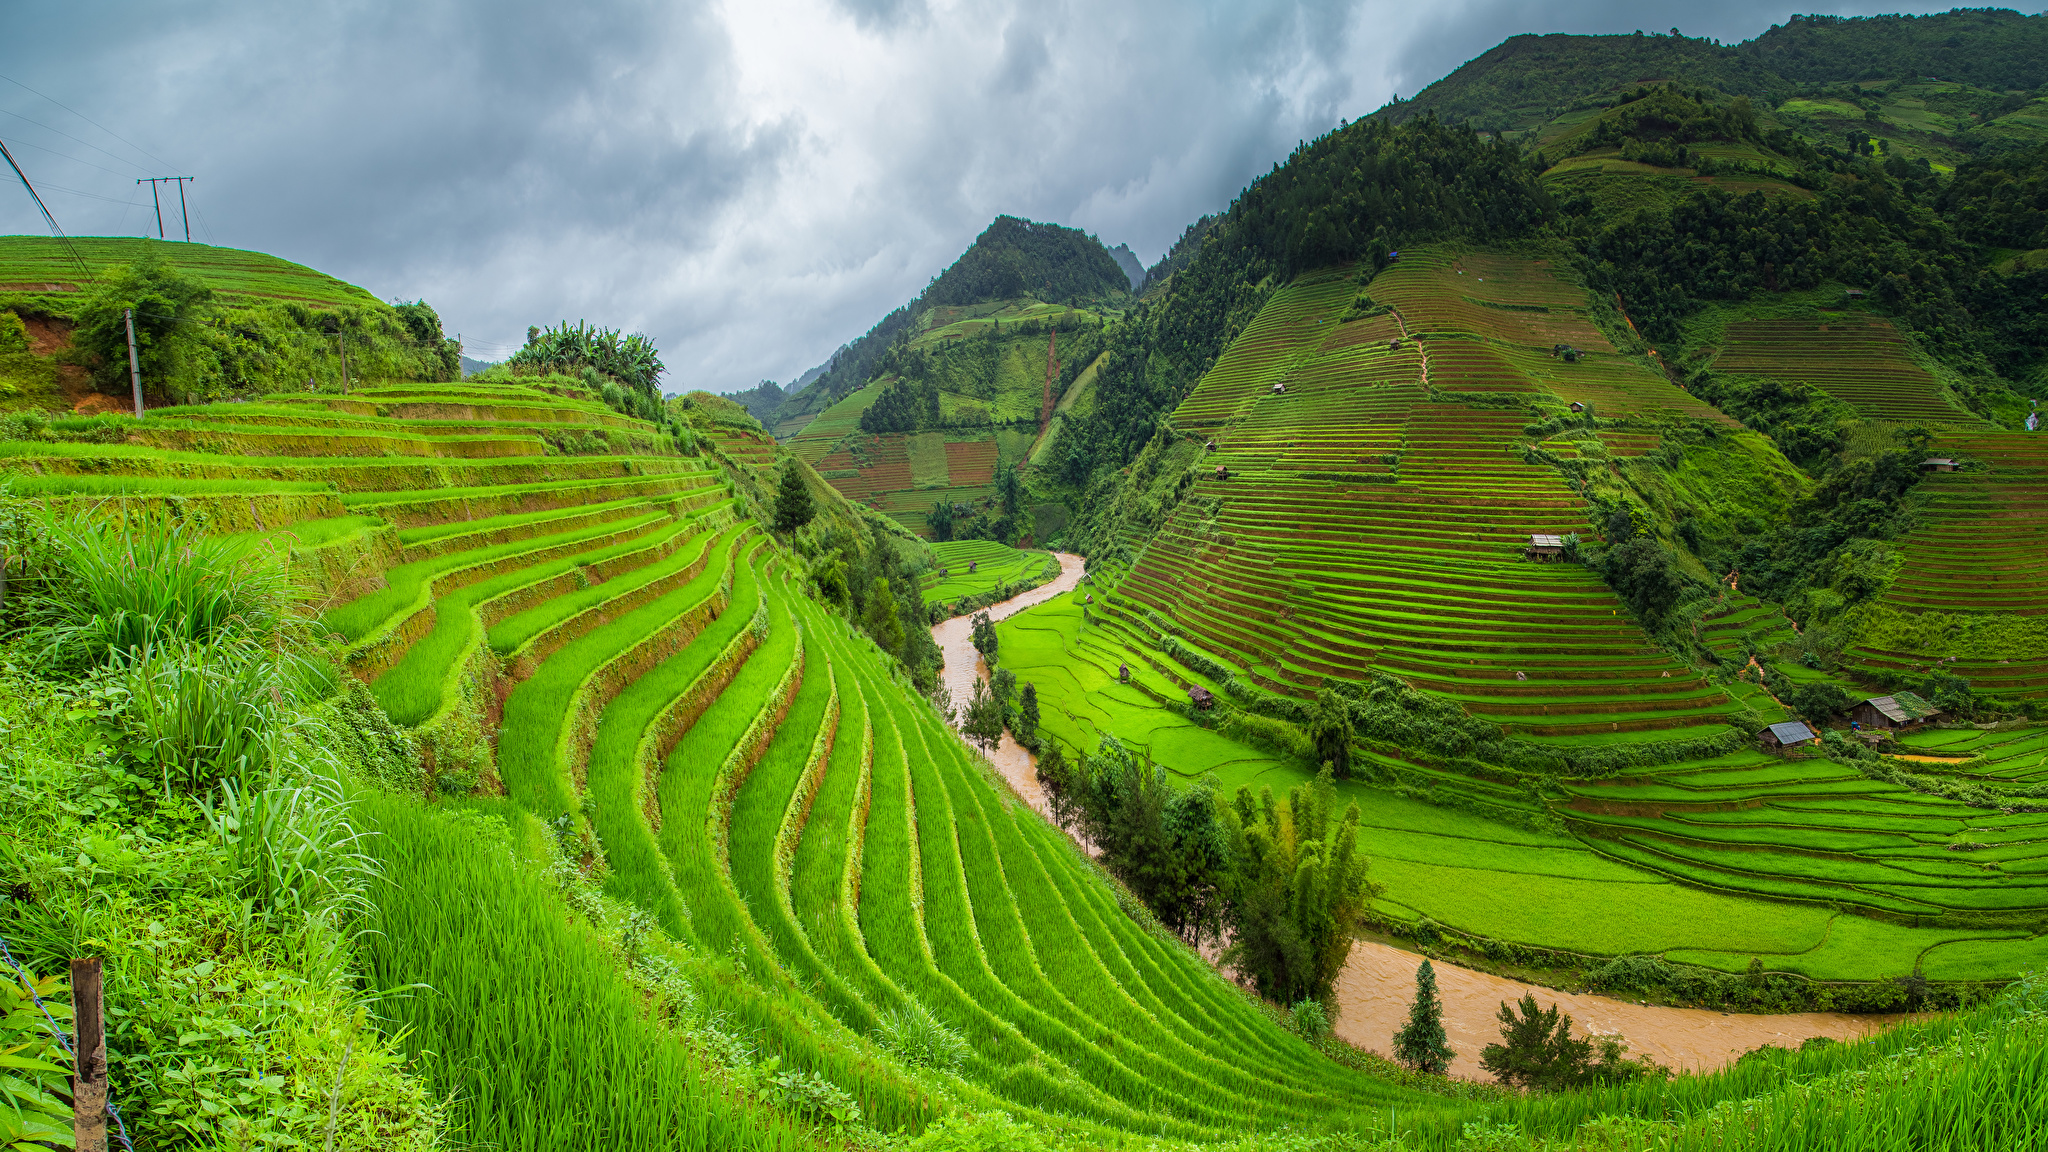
0, 236, 379, 307
1099, 251, 1741, 742
919, 539, 1057, 609
1846, 432, 2048, 701
1712, 318, 1982, 425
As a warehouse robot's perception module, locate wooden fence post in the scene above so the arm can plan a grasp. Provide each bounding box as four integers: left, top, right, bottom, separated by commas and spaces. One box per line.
70, 957, 107, 1152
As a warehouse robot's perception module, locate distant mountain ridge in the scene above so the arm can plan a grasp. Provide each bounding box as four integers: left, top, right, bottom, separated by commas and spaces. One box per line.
765, 214, 1131, 436
1377, 8, 2048, 136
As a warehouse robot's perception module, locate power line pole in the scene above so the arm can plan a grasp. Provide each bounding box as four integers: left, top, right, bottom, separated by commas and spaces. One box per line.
136, 177, 194, 240
125, 308, 143, 417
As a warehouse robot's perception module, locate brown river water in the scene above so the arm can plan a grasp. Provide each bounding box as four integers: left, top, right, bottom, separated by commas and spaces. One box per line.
930, 553, 1909, 1079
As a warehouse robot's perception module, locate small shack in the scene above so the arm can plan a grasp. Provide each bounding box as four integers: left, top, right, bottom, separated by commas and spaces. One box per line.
1214, 465, 1229, 480
1204, 439, 1216, 451
1760, 720, 1817, 750
1921, 457, 1957, 473
1568, 401, 1586, 414
1118, 662, 1131, 685
1845, 288, 1867, 300
1526, 533, 1565, 561
1188, 685, 1215, 710
1270, 381, 1287, 395
1388, 338, 1403, 350
1851, 692, 1942, 731
968, 560, 978, 574
1386, 250, 1401, 263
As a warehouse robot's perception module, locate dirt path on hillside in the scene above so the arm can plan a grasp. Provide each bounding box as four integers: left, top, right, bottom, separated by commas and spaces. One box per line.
928, 561, 1914, 1080
931, 551, 1085, 814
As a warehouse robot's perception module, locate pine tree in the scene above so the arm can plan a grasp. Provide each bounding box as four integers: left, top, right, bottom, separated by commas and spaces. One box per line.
1016, 682, 1040, 747
1392, 960, 1455, 1074
773, 463, 815, 533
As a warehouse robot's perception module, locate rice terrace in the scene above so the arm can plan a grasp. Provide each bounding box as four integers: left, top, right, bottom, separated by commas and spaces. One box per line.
3, 6, 2048, 1152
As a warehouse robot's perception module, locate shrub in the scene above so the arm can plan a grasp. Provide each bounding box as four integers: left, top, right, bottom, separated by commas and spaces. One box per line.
1288, 998, 1332, 1040
874, 1001, 970, 1072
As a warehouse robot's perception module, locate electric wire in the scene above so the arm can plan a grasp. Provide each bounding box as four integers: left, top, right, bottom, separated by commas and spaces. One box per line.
0, 134, 89, 278
0, 71, 176, 172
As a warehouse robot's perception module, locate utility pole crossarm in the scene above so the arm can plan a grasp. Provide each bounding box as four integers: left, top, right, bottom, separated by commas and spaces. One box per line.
136, 177, 196, 241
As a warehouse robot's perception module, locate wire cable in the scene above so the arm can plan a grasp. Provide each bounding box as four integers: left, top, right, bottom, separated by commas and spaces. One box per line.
0, 134, 89, 277
0, 71, 177, 172
0, 107, 152, 176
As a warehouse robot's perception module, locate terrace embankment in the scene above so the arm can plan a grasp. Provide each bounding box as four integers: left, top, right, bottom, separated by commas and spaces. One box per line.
932, 550, 1086, 812
1334, 940, 1911, 1080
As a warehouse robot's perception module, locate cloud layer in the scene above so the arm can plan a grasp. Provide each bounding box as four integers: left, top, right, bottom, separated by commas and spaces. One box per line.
0, 0, 1961, 392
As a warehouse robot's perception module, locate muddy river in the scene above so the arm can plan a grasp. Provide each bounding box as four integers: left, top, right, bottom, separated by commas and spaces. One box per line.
931, 554, 1910, 1078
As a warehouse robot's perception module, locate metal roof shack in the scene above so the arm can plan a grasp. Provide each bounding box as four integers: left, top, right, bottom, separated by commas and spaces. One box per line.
1921, 458, 1957, 472
1188, 685, 1215, 710
1760, 720, 1817, 750
1852, 692, 1942, 730
1526, 533, 1565, 561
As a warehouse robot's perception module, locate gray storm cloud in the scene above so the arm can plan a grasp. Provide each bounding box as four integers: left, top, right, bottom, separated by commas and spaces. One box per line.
0, 0, 1962, 392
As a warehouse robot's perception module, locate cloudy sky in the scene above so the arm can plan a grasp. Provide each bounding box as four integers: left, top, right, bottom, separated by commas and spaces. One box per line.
2, 0, 1964, 393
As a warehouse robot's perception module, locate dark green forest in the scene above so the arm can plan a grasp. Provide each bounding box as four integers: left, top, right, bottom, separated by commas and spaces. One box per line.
1383, 9, 2048, 135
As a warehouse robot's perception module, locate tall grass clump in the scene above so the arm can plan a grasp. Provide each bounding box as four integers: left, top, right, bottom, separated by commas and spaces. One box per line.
13, 513, 287, 670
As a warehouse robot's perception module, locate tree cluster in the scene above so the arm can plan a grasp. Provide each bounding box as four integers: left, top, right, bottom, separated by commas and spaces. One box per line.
920, 216, 1133, 310
65, 255, 459, 402
1039, 745, 1375, 1006
1479, 994, 1663, 1090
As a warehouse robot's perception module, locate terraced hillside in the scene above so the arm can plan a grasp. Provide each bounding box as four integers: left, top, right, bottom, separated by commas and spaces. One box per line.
1107, 250, 1738, 742
786, 300, 1102, 536
1712, 317, 1982, 425
0, 236, 378, 308
0, 374, 1473, 1142
1846, 429, 2048, 703
1007, 245, 2046, 985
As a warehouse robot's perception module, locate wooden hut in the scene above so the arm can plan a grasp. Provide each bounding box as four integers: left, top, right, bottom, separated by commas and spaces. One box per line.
1188, 685, 1215, 710
1270, 381, 1287, 395
1118, 662, 1131, 684
968, 560, 978, 574
1526, 533, 1565, 561
1851, 692, 1942, 731
1214, 465, 1229, 480
1568, 401, 1586, 413
1759, 720, 1817, 750
1921, 457, 1957, 472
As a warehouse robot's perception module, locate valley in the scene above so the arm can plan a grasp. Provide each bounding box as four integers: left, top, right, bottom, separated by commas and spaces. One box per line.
3, 7, 2048, 1151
